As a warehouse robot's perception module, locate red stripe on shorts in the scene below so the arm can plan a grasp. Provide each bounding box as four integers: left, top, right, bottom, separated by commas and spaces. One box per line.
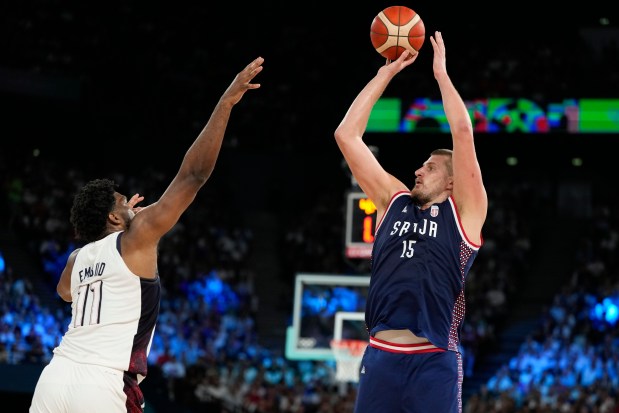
369, 336, 445, 354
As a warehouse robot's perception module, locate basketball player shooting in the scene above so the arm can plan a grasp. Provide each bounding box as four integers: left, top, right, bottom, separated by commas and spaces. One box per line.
334, 31, 487, 413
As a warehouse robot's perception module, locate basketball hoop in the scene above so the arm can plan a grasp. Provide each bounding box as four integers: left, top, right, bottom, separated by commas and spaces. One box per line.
330, 339, 368, 383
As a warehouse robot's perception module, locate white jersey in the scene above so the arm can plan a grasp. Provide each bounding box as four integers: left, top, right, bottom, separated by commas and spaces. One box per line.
54, 231, 160, 382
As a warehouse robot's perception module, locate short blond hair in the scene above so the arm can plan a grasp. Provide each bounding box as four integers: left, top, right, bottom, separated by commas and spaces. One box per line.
431, 149, 453, 176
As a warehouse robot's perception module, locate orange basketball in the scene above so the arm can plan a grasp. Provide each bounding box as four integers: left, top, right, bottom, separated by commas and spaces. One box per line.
370, 6, 425, 60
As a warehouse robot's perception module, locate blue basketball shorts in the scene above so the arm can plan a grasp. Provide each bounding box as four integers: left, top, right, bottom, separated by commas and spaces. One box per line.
353, 337, 463, 413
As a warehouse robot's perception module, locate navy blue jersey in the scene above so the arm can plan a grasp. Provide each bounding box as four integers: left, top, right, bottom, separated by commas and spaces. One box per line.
366, 191, 482, 352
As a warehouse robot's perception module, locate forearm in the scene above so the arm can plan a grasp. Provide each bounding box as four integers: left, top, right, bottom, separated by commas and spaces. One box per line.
175, 56, 263, 183
181, 100, 234, 181
436, 73, 472, 135
336, 71, 394, 138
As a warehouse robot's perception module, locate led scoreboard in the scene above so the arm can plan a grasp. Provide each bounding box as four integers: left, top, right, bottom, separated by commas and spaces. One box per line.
345, 192, 377, 259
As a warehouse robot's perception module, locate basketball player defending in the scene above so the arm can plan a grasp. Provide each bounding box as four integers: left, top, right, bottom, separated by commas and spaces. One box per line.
29, 56, 264, 413
334, 32, 487, 413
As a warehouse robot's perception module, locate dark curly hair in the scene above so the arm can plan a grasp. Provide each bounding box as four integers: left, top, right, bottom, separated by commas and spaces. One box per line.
70, 178, 117, 243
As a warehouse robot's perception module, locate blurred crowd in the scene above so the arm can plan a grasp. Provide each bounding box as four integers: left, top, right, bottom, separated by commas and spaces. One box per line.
466, 202, 619, 412
2, 149, 617, 412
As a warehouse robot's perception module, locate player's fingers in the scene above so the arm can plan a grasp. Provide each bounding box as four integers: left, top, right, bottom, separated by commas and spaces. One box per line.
404, 52, 418, 65
128, 194, 144, 207
397, 50, 410, 62
245, 57, 263, 73
435, 32, 444, 46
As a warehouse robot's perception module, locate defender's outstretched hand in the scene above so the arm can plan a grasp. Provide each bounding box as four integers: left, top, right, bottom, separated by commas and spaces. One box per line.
221, 56, 264, 106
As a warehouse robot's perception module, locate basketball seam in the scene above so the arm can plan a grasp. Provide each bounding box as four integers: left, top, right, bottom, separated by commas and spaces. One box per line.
374, 13, 422, 53
371, 7, 424, 59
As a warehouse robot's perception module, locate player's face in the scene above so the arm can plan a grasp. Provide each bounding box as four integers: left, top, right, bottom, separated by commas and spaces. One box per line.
410, 155, 452, 206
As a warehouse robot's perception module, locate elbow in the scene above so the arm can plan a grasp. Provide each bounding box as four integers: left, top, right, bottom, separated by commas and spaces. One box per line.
334, 128, 344, 143
57, 287, 71, 302
334, 126, 351, 144
191, 172, 209, 187
181, 165, 211, 188
452, 119, 473, 136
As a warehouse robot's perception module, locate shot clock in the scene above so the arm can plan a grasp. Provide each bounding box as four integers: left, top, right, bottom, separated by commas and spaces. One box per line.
345, 191, 377, 259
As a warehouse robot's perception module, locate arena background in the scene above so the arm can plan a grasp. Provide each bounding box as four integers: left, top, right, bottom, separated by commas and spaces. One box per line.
1, 1, 618, 412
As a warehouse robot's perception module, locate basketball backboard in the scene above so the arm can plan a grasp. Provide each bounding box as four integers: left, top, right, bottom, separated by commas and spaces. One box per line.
285, 273, 370, 361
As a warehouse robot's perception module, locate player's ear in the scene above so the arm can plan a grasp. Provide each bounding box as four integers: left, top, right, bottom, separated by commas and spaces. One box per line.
446, 177, 454, 190
108, 211, 122, 225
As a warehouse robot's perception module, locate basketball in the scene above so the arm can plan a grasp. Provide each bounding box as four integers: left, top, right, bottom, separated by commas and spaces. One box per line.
370, 6, 425, 60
